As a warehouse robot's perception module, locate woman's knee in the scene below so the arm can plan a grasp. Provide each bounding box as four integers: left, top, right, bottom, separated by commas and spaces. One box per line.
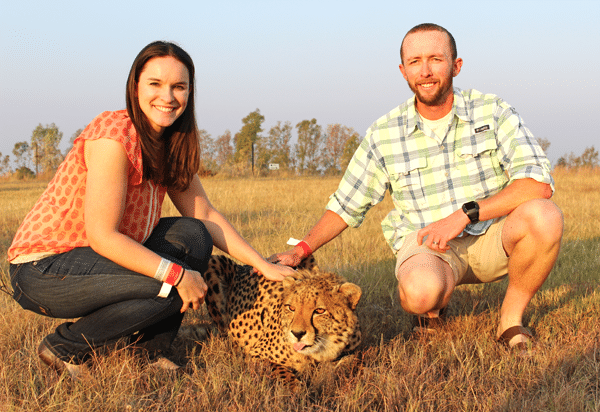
147, 217, 213, 271
170, 218, 213, 259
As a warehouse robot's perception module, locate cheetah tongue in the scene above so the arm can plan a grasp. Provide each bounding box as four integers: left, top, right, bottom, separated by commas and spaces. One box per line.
293, 342, 307, 352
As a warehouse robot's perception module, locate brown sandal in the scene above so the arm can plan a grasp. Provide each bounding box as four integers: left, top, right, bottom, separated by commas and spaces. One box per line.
497, 325, 534, 353
412, 307, 447, 334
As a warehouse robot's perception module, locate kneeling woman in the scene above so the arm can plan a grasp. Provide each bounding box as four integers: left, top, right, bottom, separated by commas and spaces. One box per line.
7, 41, 294, 378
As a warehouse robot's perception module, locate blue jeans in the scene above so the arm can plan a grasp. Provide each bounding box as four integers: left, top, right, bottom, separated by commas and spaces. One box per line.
9, 217, 213, 364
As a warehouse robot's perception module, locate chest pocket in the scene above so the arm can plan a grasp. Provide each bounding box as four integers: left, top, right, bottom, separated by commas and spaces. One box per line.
388, 157, 427, 212
457, 130, 502, 179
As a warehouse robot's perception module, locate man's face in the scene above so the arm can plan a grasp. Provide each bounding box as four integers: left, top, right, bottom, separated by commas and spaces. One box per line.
399, 30, 462, 109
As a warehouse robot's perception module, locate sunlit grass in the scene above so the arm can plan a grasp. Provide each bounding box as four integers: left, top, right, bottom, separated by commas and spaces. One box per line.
0, 171, 598, 411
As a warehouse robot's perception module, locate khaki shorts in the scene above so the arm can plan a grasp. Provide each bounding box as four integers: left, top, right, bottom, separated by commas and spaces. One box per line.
395, 217, 509, 285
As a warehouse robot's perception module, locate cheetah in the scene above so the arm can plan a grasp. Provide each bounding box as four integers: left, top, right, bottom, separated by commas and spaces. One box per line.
186, 254, 362, 383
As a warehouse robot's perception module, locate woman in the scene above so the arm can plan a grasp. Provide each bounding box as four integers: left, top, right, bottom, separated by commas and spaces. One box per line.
7, 41, 295, 378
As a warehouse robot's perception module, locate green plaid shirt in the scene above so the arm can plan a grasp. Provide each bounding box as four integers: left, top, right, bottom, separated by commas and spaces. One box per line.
327, 88, 554, 252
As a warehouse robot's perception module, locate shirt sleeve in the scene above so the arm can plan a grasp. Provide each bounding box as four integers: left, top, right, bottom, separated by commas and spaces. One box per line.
326, 131, 389, 227
494, 101, 555, 193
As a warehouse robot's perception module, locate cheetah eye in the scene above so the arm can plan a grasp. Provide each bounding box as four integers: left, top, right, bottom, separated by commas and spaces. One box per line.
314, 308, 326, 315
285, 304, 295, 312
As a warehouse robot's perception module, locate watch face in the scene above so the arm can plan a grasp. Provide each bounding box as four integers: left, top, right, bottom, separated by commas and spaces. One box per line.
463, 202, 479, 223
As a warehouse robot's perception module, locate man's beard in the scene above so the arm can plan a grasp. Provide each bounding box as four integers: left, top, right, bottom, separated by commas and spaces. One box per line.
409, 77, 453, 107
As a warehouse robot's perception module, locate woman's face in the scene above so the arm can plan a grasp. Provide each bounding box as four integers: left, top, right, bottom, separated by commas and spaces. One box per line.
137, 56, 190, 137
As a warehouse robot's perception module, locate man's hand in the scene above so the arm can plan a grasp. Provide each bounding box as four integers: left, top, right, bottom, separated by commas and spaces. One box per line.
266, 244, 307, 267
417, 209, 470, 251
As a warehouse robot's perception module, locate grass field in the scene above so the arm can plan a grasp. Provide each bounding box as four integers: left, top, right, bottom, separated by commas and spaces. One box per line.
0, 170, 599, 411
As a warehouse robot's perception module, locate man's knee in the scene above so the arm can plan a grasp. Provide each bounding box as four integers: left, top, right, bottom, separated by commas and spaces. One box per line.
397, 256, 453, 314
506, 199, 563, 244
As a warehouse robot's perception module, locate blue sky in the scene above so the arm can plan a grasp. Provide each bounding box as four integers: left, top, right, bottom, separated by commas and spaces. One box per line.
1, 0, 598, 165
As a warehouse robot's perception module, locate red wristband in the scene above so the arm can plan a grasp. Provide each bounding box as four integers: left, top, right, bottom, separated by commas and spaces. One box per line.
297, 240, 313, 257
164, 263, 184, 286
174, 268, 186, 287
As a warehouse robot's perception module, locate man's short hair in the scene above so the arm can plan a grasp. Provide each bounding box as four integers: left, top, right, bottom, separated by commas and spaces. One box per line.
400, 23, 457, 64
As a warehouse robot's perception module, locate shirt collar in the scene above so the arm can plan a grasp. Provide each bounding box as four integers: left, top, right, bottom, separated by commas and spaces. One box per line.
452, 87, 472, 124
406, 87, 471, 136
405, 95, 419, 134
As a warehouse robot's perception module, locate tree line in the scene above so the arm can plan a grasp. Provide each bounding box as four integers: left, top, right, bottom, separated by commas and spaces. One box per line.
199, 109, 361, 177
0, 109, 361, 179
537, 137, 598, 170
1, 117, 597, 180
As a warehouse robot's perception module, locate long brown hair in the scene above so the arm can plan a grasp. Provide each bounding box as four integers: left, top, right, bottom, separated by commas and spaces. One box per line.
126, 41, 199, 192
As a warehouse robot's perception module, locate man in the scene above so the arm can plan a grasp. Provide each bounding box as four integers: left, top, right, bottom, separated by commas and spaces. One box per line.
273, 23, 563, 351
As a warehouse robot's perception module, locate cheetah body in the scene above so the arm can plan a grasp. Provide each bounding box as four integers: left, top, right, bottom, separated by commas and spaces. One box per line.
202, 255, 362, 375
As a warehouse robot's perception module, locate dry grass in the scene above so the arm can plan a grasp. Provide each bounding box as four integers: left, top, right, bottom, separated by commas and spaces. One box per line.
0, 171, 599, 411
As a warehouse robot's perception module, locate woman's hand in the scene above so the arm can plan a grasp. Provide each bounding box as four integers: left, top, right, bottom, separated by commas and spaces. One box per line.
175, 269, 208, 313
254, 261, 296, 282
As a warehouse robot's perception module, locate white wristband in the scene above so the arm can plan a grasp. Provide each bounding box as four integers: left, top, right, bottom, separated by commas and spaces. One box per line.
154, 258, 171, 282
158, 282, 172, 298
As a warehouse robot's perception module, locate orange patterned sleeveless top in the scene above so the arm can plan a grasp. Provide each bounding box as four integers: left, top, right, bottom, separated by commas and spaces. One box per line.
8, 110, 167, 263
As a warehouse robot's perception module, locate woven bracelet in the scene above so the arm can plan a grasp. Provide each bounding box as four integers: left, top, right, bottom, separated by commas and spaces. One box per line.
174, 269, 186, 287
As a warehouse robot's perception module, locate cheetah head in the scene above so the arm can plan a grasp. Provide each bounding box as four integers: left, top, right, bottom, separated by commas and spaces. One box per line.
280, 269, 362, 363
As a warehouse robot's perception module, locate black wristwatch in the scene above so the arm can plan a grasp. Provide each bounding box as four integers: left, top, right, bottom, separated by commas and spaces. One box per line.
462, 201, 480, 224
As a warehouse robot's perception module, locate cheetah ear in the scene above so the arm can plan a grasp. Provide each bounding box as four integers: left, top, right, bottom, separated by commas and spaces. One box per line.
338, 283, 362, 310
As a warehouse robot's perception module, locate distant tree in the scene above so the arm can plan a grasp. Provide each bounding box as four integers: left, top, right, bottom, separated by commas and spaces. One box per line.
289, 145, 297, 172
580, 146, 599, 167
555, 156, 567, 168
567, 152, 582, 168
234, 109, 264, 173
556, 146, 599, 169
265, 121, 293, 171
0, 153, 11, 176
339, 133, 361, 173
198, 129, 216, 174
295, 119, 322, 175
31, 123, 63, 175
15, 166, 36, 180
12, 141, 31, 169
214, 130, 234, 170
253, 137, 271, 176
322, 124, 360, 175
64, 128, 85, 155
537, 137, 551, 154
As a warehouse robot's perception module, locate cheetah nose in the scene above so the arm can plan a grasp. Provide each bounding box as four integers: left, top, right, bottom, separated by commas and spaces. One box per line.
292, 330, 306, 341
